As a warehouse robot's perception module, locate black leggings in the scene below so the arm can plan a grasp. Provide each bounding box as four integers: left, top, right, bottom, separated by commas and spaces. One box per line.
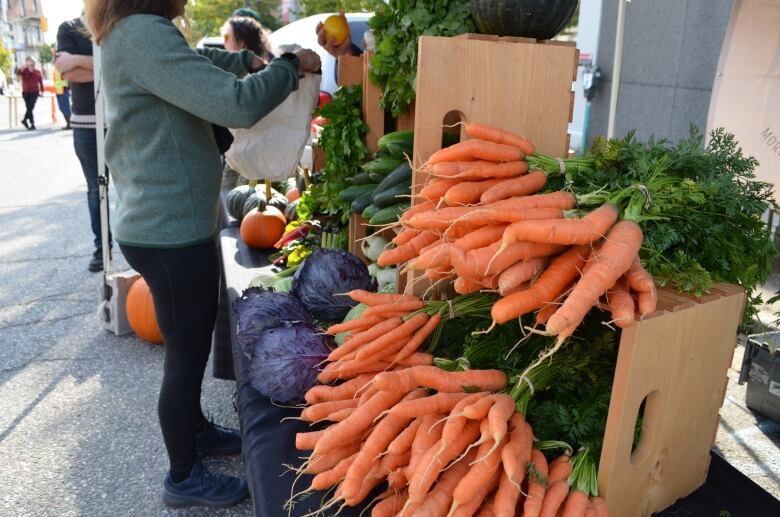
22, 92, 39, 126
120, 240, 219, 481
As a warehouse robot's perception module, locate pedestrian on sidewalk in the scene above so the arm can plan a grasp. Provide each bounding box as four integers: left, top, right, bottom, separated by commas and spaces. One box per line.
53, 67, 72, 129
56, 17, 111, 272
15, 57, 43, 130
86, 0, 320, 509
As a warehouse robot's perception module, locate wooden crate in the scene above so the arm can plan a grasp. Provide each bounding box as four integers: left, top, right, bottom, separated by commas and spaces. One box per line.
599, 283, 746, 516
405, 34, 578, 296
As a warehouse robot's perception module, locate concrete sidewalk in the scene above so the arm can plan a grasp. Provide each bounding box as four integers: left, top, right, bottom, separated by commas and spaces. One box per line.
0, 124, 252, 515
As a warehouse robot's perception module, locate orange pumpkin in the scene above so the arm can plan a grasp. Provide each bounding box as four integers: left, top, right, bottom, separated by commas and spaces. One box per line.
240, 205, 287, 249
285, 188, 300, 202
126, 277, 164, 344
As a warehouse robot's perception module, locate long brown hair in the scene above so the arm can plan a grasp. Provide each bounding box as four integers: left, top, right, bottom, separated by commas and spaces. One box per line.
85, 0, 184, 44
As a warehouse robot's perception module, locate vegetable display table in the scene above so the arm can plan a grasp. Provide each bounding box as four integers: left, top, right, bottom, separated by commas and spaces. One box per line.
217, 226, 780, 516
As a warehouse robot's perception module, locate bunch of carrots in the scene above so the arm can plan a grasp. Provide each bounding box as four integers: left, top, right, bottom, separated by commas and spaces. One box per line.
291, 290, 609, 517
377, 121, 659, 348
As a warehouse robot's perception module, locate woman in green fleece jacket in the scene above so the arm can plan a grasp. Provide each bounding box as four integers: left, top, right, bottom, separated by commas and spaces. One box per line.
85, 0, 320, 508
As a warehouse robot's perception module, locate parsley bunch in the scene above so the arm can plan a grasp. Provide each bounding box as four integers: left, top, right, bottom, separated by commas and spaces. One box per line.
299, 85, 369, 224
368, 0, 474, 116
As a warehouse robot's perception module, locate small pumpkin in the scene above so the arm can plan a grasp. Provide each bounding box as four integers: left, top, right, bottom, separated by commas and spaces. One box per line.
126, 277, 164, 345
470, 0, 578, 39
240, 205, 287, 249
226, 185, 256, 221
285, 188, 300, 202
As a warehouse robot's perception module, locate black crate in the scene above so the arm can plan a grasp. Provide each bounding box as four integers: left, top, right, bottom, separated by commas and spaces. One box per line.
739, 332, 780, 423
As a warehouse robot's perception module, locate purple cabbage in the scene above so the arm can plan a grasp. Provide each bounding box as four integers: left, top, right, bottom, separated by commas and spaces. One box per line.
233, 288, 311, 358
291, 249, 377, 321
247, 321, 333, 403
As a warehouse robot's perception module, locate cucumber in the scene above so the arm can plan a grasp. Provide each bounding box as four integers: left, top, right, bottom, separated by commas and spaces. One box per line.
368, 172, 387, 183
351, 192, 373, 213
369, 203, 409, 225
350, 172, 373, 185
362, 203, 381, 220
374, 163, 412, 196
339, 184, 377, 202
378, 130, 414, 158
362, 156, 406, 175
374, 183, 411, 208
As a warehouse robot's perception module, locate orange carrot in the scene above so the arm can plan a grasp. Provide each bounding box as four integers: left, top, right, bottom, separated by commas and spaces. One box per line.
346, 289, 420, 306
486, 395, 516, 449
454, 275, 496, 294
464, 122, 535, 156
451, 436, 506, 510
424, 267, 453, 283
310, 452, 358, 490
497, 257, 547, 296
400, 200, 436, 225
409, 242, 452, 270
453, 224, 509, 251
590, 496, 610, 517
451, 467, 502, 517
341, 389, 426, 500
377, 231, 439, 267
314, 388, 411, 456
324, 407, 355, 422
539, 480, 570, 517
393, 312, 442, 363
493, 468, 521, 517
319, 358, 390, 383
295, 429, 325, 451
393, 227, 421, 246
408, 192, 575, 230
355, 313, 429, 360
387, 417, 423, 456
301, 398, 359, 422
327, 317, 404, 362
326, 315, 384, 335
304, 373, 374, 404
637, 285, 658, 317
625, 255, 654, 293
453, 241, 566, 280
491, 245, 590, 324
562, 490, 590, 517
408, 449, 476, 517
407, 420, 481, 503
419, 178, 461, 203
523, 449, 549, 517
389, 392, 471, 420
431, 160, 530, 180
586, 502, 599, 517
445, 178, 509, 205
480, 169, 548, 204
501, 415, 531, 489
547, 457, 573, 485
406, 414, 444, 480
428, 139, 525, 165
371, 490, 408, 517
502, 204, 618, 248
363, 301, 425, 319
477, 502, 496, 517
606, 277, 635, 328
304, 439, 362, 474
372, 366, 508, 394
546, 221, 644, 335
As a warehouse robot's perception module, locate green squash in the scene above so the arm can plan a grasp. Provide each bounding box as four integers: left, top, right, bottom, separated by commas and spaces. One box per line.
242, 192, 267, 219
226, 185, 256, 221
470, 0, 578, 39
284, 199, 300, 223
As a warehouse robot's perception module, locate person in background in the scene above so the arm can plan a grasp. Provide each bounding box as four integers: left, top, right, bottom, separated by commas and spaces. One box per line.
15, 57, 43, 130
219, 15, 274, 190
85, 0, 320, 508
53, 66, 72, 130
55, 17, 111, 273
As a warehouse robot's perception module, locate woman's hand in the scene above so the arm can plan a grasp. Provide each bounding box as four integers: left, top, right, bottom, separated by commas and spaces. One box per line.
294, 49, 321, 73
251, 55, 268, 72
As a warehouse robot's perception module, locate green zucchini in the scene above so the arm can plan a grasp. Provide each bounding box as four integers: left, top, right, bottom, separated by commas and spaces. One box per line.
368, 172, 387, 183
374, 163, 412, 195
369, 203, 409, 225
350, 172, 373, 185
351, 192, 373, 213
363, 156, 406, 175
374, 183, 411, 208
362, 203, 381, 220
378, 130, 414, 158
339, 184, 377, 202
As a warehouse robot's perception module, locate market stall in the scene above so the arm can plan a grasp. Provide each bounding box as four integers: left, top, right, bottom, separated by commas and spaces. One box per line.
122, 2, 780, 515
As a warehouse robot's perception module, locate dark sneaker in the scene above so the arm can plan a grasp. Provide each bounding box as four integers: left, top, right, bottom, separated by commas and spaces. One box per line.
196, 418, 242, 456
162, 461, 248, 508
29, 124, 36, 130
21, 119, 29, 129
88, 250, 103, 272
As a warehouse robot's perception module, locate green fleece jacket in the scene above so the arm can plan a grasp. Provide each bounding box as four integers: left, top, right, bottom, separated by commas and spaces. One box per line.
101, 14, 299, 248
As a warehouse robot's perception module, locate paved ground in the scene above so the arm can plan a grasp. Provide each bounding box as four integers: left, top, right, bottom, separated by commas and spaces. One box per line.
0, 101, 253, 516
0, 98, 777, 516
